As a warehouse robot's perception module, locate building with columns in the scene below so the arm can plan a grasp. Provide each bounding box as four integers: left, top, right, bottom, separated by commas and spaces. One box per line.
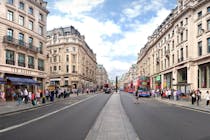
46, 26, 97, 91
137, 0, 210, 94
0, 0, 48, 100
96, 64, 109, 90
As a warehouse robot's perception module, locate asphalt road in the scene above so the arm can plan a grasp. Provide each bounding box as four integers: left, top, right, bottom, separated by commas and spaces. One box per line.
120, 92, 210, 140
0, 93, 111, 140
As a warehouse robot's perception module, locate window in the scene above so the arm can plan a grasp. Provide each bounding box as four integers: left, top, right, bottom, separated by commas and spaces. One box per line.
72, 65, 76, 73
180, 48, 184, 61
7, 0, 13, 5
38, 59, 44, 71
198, 11, 202, 18
54, 66, 57, 71
6, 50, 15, 65
28, 7, 33, 15
207, 20, 210, 31
7, 11, 13, 21
72, 54, 76, 63
66, 55, 69, 62
66, 65, 69, 73
28, 37, 33, 48
39, 13, 43, 21
18, 16, 24, 26
19, 2, 24, 10
172, 40, 174, 50
59, 66, 61, 70
7, 29, 13, 41
172, 54, 174, 64
186, 30, 188, 40
66, 48, 69, 52
28, 56, 34, 69
198, 41, 202, 56
198, 24, 203, 35
72, 47, 76, 51
38, 42, 43, 54
185, 18, 188, 25
180, 32, 183, 41
53, 56, 57, 62
186, 46, 188, 58
29, 20, 33, 30
38, 26, 43, 35
207, 7, 210, 13
18, 33, 24, 46
18, 53, 25, 67
207, 38, 210, 53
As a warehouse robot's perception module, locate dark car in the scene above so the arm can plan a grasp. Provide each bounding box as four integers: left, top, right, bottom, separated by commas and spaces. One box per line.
104, 88, 111, 94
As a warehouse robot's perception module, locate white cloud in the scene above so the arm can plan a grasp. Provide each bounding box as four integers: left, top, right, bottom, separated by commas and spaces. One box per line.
54, 0, 104, 15
47, 0, 173, 80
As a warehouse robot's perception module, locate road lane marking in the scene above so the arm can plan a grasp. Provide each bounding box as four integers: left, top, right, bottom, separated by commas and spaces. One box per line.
0, 94, 97, 133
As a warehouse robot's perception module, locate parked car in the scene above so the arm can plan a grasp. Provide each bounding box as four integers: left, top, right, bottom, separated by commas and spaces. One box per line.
104, 88, 111, 94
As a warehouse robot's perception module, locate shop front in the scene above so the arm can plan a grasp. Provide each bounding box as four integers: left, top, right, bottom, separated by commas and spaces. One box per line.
198, 62, 210, 88
155, 75, 161, 89
173, 67, 190, 95
163, 72, 172, 89
4, 74, 39, 101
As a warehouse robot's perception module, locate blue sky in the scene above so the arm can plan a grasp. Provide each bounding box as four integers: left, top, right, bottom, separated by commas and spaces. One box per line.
46, 0, 177, 79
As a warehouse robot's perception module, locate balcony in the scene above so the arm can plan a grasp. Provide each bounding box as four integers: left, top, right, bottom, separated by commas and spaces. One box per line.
28, 64, 35, 69
3, 36, 38, 53
165, 50, 170, 58
38, 66, 44, 71
6, 59, 15, 65
18, 61, 25, 67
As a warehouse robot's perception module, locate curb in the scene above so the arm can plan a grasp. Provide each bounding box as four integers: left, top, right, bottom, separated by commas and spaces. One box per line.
156, 98, 210, 113
0, 94, 95, 116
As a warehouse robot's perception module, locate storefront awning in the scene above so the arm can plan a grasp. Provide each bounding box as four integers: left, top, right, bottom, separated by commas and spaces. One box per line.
7, 77, 39, 85
0, 78, 6, 84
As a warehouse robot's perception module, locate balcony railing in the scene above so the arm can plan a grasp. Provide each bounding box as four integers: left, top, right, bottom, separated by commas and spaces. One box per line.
6, 59, 15, 65
18, 61, 25, 67
38, 66, 44, 71
3, 36, 38, 53
28, 64, 35, 69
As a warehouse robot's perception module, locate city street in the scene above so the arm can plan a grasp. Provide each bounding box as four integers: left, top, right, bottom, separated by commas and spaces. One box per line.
121, 92, 210, 140
0, 94, 111, 140
1, 92, 210, 140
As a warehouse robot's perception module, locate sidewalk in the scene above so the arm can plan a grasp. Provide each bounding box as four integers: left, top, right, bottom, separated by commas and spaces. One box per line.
0, 93, 92, 115
86, 93, 139, 140
155, 96, 210, 113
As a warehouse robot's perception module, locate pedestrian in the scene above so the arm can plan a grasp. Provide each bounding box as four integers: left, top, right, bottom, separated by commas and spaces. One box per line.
206, 91, 210, 106
191, 90, 196, 105
173, 90, 177, 101
168, 89, 171, 100
196, 89, 201, 106
134, 87, 139, 104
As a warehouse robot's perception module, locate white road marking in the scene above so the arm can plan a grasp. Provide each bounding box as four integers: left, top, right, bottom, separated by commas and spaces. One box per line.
0, 95, 97, 133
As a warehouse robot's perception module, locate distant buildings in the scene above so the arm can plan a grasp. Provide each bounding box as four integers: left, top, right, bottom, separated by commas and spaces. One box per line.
137, 0, 210, 93
0, 0, 48, 100
96, 64, 109, 89
46, 26, 97, 90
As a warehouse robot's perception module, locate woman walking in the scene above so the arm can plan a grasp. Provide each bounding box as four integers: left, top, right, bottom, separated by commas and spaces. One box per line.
206, 91, 210, 106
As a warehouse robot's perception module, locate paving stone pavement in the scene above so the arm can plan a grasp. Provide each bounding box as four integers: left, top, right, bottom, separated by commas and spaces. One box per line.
85, 93, 140, 140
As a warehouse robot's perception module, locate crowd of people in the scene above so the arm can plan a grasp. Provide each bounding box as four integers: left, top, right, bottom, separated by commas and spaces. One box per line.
0, 87, 97, 106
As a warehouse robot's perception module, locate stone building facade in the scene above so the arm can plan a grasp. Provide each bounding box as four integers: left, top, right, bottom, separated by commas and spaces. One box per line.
46, 26, 97, 90
137, 0, 210, 94
0, 0, 48, 100
96, 64, 109, 89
